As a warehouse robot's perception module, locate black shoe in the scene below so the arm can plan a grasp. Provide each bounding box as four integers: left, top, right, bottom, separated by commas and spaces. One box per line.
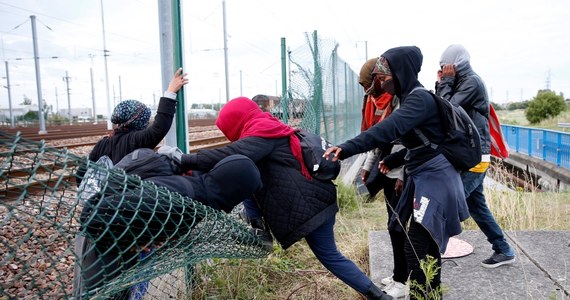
250, 218, 273, 251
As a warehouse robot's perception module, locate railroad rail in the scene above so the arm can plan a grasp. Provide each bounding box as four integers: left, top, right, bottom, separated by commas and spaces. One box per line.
0, 118, 217, 141
1, 123, 230, 200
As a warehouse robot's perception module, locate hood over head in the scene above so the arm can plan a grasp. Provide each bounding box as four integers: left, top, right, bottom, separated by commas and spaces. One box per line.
379, 46, 423, 97
439, 44, 471, 74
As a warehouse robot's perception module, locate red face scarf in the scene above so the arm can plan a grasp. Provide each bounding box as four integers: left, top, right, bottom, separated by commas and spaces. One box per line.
216, 97, 312, 179
362, 92, 394, 131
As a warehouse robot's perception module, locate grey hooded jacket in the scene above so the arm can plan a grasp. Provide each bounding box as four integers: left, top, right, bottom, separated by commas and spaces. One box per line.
436, 44, 491, 155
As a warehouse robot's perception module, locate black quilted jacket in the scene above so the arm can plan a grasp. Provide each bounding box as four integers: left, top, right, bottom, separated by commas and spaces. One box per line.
181, 136, 338, 249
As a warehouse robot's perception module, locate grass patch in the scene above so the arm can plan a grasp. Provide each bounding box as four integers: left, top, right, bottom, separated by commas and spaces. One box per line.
496, 108, 570, 131
189, 178, 569, 299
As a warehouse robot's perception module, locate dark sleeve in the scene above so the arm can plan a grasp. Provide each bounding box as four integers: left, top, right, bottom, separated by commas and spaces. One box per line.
381, 147, 406, 170
129, 97, 177, 148
338, 92, 432, 160
437, 76, 480, 110
180, 137, 273, 171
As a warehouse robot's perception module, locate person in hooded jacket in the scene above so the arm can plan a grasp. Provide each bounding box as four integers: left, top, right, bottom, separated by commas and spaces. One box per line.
163, 96, 392, 299
436, 44, 516, 268
358, 57, 408, 298
323, 46, 469, 299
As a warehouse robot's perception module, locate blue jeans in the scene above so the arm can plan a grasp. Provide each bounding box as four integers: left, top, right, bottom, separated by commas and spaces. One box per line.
244, 201, 374, 294
461, 171, 514, 256
305, 215, 373, 295
243, 198, 263, 219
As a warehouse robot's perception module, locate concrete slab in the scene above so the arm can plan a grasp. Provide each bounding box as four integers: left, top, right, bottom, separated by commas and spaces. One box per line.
369, 230, 570, 299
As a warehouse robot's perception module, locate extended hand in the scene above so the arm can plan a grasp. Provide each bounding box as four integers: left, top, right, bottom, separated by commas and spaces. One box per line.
323, 146, 342, 162
157, 145, 183, 164
167, 68, 189, 94
378, 160, 390, 174
361, 169, 370, 182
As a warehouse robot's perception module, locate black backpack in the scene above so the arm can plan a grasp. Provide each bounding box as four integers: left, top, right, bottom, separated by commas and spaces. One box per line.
295, 129, 341, 181
410, 87, 482, 171
114, 148, 179, 178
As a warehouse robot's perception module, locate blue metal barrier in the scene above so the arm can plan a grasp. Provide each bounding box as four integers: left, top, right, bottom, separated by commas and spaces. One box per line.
502, 124, 570, 169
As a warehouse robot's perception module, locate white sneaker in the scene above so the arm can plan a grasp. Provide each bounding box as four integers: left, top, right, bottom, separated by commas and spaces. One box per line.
381, 275, 394, 286
385, 281, 408, 299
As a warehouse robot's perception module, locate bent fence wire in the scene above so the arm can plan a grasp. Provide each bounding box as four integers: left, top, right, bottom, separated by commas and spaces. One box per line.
0, 131, 269, 299
279, 31, 363, 145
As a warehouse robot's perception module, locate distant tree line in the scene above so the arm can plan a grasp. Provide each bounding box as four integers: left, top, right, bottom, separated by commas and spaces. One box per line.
491, 90, 567, 124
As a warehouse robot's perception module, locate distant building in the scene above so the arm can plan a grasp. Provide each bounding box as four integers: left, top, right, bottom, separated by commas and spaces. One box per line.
188, 108, 218, 119
252, 94, 281, 112
58, 108, 93, 120
0, 107, 29, 124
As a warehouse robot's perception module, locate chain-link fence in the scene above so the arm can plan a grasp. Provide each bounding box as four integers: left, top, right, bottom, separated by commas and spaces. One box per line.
274, 30, 363, 145
0, 132, 269, 299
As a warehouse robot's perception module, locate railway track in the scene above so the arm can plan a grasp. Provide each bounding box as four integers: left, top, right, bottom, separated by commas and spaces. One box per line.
0, 118, 218, 141
1, 120, 231, 200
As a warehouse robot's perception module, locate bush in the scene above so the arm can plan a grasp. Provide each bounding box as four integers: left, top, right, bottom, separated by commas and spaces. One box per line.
525, 90, 566, 124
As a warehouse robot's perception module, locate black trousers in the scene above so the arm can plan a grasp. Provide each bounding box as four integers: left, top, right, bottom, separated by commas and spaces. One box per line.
405, 220, 442, 300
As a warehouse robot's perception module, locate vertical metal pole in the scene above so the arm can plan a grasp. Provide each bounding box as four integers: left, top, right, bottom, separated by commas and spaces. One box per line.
239, 70, 242, 96
312, 30, 322, 135
222, 0, 230, 103
100, 0, 113, 131
30, 15, 46, 134
331, 48, 337, 144
287, 47, 291, 100
64, 71, 72, 125
55, 87, 58, 116
118, 75, 122, 102
90, 68, 97, 124
365, 41, 368, 60
342, 62, 346, 143
172, 0, 187, 151
344, 63, 348, 140
158, 0, 187, 152
5, 61, 14, 128
280, 37, 288, 124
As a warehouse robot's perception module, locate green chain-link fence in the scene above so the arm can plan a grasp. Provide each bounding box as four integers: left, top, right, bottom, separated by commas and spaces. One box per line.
275, 30, 363, 144
0, 131, 269, 299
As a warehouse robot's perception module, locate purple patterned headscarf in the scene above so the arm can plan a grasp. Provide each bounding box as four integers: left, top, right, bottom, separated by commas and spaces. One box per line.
111, 99, 151, 131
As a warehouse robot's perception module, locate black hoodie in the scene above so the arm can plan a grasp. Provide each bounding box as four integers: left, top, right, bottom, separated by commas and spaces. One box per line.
338, 46, 446, 169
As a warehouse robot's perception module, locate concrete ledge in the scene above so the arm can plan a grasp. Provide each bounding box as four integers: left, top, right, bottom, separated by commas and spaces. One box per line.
504, 152, 570, 191
369, 230, 570, 299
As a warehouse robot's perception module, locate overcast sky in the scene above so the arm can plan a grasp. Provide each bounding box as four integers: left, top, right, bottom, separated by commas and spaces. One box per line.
1, 0, 569, 116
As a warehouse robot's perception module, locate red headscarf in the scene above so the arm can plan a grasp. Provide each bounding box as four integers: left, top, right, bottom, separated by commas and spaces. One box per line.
216, 97, 312, 179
